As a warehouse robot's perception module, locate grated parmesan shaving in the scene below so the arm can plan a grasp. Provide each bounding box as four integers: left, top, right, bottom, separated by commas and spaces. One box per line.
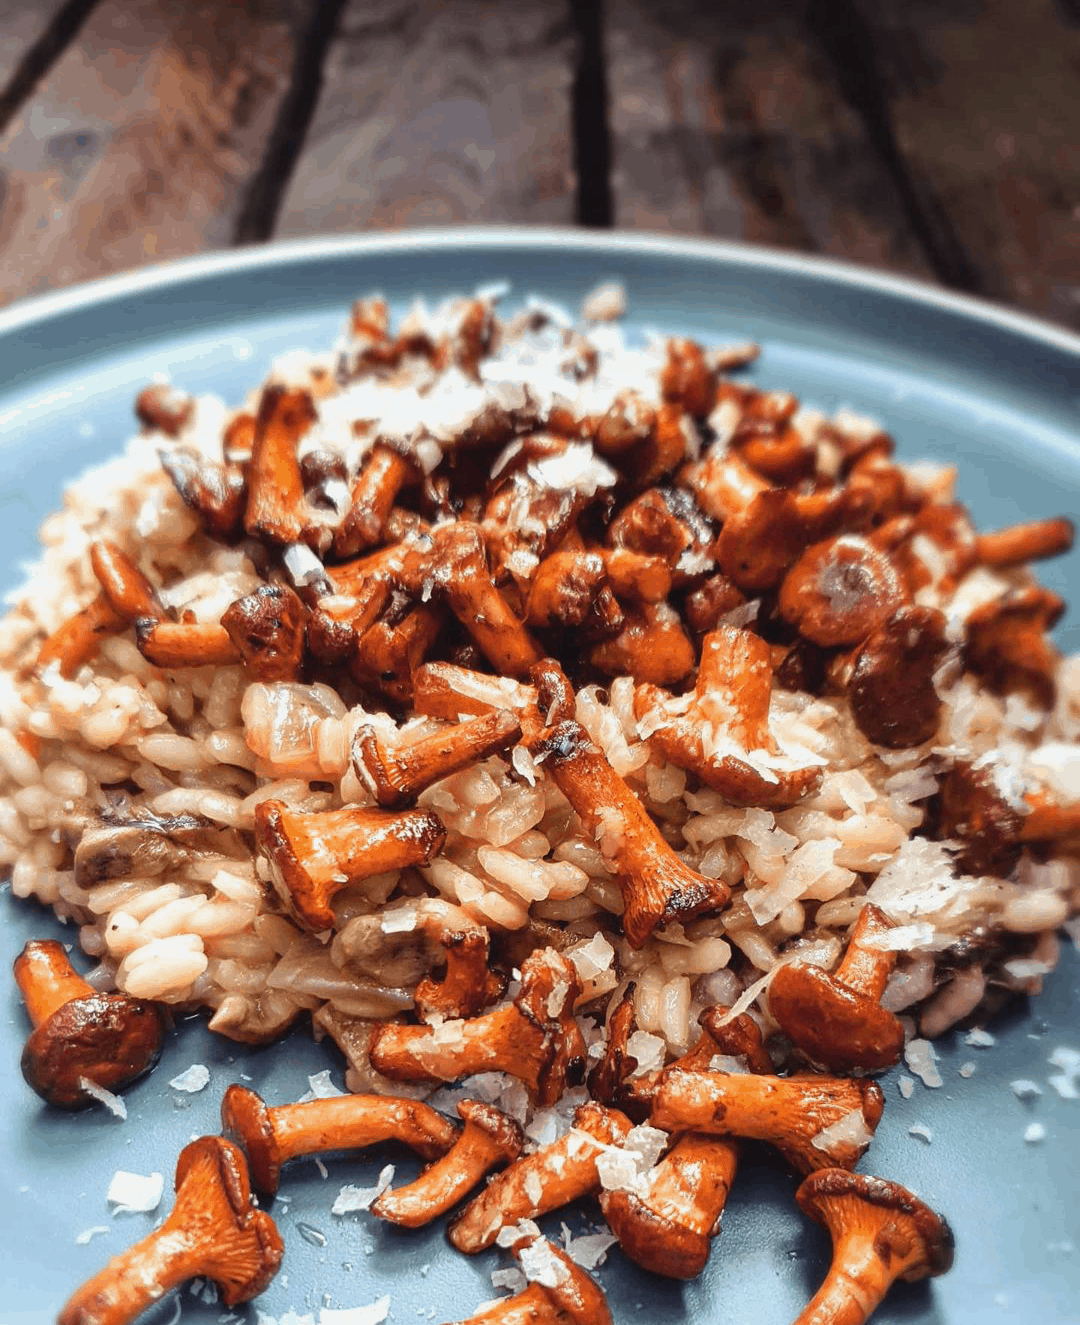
909, 1123, 934, 1143
810, 1108, 874, 1153
904, 1038, 943, 1088
107, 1169, 164, 1215
1048, 1045, 1080, 1099
300, 1069, 348, 1102
168, 1064, 210, 1093
331, 1164, 395, 1215
78, 1077, 127, 1119
74, 1226, 110, 1245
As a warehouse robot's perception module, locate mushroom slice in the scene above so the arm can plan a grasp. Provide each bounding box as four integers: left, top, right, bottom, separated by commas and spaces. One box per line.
369, 947, 586, 1106
449, 1101, 633, 1253
529, 720, 730, 948
600, 1131, 739, 1279
767, 904, 905, 1073
332, 896, 505, 1020
650, 1066, 884, 1174
89, 541, 164, 622
73, 809, 222, 888
220, 583, 308, 681
352, 709, 522, 808
244, 383, 321, 548
254, 800, 446, 931
221, 1083, 458, 1193
792, 1169, 954, 1325
57, 1136, 283, 1324
333, 442, 419, 558
446, 1233, 613, 1325
159, 446, 247, 540
135, 618, 241, 669
964, 584, 1064, 708
779, 534, 909, 647
635, 625, 822, 809
847, 605, 949, 749
36, 594, 126, 677
15, 938, 166, 1109
372, 1098, 523, 1227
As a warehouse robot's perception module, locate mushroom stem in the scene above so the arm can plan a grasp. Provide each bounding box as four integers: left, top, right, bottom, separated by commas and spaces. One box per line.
833, 904, 896, 1000
220, 1084, 459, 1193
443, 1234, 613, 1325
333, 443, 418, 557
650, 1067, 884, 1174
135, 619, 241, 669
528, 720, 730, 947
600, 1131, 739, 1279
449, 1101, 633, 1252
36, 594, 125, 676
372, 1098, 523, 1227
254, 800, 447, 931
974, 516, 1074, 567
792, 1169, 954, 1325
370, 947, 586, 1106
57, 1137, 283, 1325
351, 709, 523, 808
244, 384, 318, 547
1018, 793, 1080, 843
14, 938, 95, 1027
14, 939, 166, 1109
89, 541, 163, 622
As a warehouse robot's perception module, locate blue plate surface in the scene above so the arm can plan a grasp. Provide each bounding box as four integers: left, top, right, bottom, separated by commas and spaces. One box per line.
1, 231, 1078, 1325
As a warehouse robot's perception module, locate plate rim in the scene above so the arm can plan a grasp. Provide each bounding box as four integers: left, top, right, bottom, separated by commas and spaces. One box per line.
2, 226, 1080, 361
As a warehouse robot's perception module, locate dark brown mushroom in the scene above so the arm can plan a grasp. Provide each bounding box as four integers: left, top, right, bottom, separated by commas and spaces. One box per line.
221, 583, 308, 681
352, 599, 445, 703
847, 605, 950, 748
369, 947, 587, 1106
449, 1101, 633, 1253
372, 1098, 523, 1227
333, 442, 419, 557
135, 383, 193, 436
254, 799, 446, 931
935, 760, 1025, 876
650, 1066, 885, 1174
14, 938, 166, 1110
244, 384, 320, 548
528, 719, 730, 947
964, 585, 1064, 708
791, 1169, 954, 1325
352, 709, 522, 808
767, 904, 905, 1072
57, 1136, 283, 1325
159, 447, 247, 540
221, 1083, 458, 1193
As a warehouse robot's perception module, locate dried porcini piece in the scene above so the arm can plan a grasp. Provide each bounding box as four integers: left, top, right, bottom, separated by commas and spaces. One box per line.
636, 625, 822, 808
650, 1066, 885, 1174
369, 946, 586, 1105
779, 534, 908, 647
221, 1084, 458, 1193
449, 1101, 633, 1253
528, 719, 730, 947
767, 904, 905, 1072
372, 1098, 524, 1227
254, 800, 447, 931
57, 1136, 283, 1325
15, 938, 166, 1109
848, 605, 950, 748
221, 584, 308, 682
791, 1169, 954, 1325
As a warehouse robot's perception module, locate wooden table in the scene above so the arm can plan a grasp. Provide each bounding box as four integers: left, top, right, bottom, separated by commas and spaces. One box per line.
1, 0, 1078, 327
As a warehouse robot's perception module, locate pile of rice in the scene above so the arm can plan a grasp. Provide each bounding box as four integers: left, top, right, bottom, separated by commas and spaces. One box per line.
0, 281, 1078, 1099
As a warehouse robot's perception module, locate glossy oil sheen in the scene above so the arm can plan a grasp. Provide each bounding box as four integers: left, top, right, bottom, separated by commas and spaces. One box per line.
0, 232, 1077, 1324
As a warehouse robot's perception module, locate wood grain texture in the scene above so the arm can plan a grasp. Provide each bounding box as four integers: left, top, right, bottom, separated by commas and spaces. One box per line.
606, 0, 934, 280
851, 0, 1080, 326
0, 3, 87, 107
0, 0, 297, 303
274, 0, 576, 236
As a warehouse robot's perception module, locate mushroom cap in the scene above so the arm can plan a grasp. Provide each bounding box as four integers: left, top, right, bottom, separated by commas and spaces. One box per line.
796, 1168, 955, 1281
768, 961, 905, 1073
221, 1084, 281, 1192
21, 993, 166, 1109
457, 1098, 526, 1161
601, 1187, 712, 1280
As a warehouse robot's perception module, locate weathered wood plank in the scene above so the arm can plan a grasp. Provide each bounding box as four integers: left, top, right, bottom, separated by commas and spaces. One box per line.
274, 0, 577, 236
851, 0, 1080, 327
0, 0, 298, 304
0, 3, 84, 102
606, 0, 935, 280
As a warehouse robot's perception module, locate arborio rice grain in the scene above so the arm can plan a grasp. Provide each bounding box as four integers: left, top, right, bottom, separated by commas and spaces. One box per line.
1, 282, 1078, 1094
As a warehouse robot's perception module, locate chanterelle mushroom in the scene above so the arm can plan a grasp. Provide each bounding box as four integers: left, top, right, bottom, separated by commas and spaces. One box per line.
15, 938, 166, 1109
57, 1136, 283, 1325
792, 1169, 954, 1325
254, 800, 446, 930
444, 1231, 613, 1325
635, 624, 822, 809
369, 946, 586, 1105
767, 904, 905, 1072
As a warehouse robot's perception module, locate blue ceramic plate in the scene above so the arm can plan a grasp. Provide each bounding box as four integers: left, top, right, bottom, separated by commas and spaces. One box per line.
1, 231, 1078, 1325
